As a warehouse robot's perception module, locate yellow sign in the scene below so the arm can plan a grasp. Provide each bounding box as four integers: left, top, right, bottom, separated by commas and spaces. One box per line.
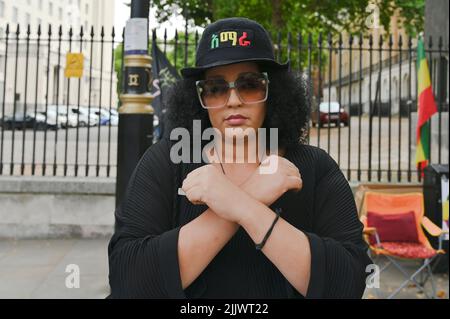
65, 53, 84, 78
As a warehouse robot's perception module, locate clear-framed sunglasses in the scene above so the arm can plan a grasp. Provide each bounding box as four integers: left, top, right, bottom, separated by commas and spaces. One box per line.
196, 72, 269, 109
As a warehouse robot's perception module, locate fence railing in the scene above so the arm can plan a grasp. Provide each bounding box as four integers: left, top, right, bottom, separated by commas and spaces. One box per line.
0, 24, 119, 178
0, 24, 448, 182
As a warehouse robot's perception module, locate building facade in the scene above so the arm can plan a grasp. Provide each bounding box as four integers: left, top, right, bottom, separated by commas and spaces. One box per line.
322, 13, 419, 116
0, 0, 118, 116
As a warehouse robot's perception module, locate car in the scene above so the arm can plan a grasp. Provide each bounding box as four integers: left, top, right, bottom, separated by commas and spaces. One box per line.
311, 101, 349, 127
89, 107, 112, 126
70, 106, 99, 127
109, 113, 119, 126
0, 113, 58, 130
41, 108, 67, 129
107, 109, 119, 126
46, 105, 76, 128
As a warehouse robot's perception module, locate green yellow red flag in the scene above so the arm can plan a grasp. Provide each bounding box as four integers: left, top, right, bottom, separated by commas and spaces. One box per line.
415, 37, 437, 172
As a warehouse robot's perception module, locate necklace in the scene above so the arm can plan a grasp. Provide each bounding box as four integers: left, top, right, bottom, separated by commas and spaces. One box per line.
213, 144, 227, 175
214, 145, 227, 176
212, 144, 263, 188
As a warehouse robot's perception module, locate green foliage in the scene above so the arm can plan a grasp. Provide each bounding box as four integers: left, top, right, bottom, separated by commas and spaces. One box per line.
163, 31, 197, 73
150, 0, 425, 36
391, 0, 425, 36
114, 1, 425, 95
147, 0, 425, 72
114, 43, 124, 101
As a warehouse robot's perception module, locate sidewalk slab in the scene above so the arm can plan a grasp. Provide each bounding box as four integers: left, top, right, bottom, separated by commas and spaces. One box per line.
0, 239, 110, 299
0, 238, 448, 299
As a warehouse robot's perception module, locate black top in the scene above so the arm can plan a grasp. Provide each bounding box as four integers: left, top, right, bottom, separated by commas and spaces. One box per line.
108, 138, 372, 298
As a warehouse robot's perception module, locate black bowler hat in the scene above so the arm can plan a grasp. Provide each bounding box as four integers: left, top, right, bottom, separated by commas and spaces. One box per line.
180, 17, 290, 78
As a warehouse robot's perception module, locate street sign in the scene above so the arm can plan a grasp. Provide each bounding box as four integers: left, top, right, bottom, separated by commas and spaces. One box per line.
65, 53, 84, 78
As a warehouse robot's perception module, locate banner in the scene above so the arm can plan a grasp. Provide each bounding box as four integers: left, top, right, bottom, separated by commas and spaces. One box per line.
151, 41, 180, 139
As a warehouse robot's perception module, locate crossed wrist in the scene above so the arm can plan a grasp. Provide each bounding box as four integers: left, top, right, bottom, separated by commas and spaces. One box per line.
234, 194, 265, 226
241, 180, 271, 206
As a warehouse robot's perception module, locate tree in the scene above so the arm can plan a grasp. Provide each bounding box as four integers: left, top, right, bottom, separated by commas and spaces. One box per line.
150, 0, 425, 36
163, 30, 197, 72
114, 43, 125, 101
115, 1, 425, 99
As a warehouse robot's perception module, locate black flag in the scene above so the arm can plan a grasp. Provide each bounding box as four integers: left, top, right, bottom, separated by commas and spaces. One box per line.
151, 41, 180, 140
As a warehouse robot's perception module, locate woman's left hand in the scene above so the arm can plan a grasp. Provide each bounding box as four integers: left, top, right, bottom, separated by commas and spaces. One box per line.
181, 164, 248, 223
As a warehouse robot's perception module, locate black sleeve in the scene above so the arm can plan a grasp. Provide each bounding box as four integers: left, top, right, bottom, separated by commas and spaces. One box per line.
107, 138, 186, 298
304, 149, 372, 299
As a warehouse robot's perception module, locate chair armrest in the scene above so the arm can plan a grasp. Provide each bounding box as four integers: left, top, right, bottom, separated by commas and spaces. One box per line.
422, 216, 447, 237
363, 227, 383, 248
363, 227, 377, 235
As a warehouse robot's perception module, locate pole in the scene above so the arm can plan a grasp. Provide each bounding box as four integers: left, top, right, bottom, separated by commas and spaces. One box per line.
116, 0, 154, 207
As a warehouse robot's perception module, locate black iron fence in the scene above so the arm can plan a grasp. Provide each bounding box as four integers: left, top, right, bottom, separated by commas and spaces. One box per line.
0, 24, 119, 178
0, 23, 448, 182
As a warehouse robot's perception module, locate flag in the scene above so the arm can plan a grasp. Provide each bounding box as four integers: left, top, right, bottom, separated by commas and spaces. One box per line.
415, 37, 437, 172
151, 41, 180, 140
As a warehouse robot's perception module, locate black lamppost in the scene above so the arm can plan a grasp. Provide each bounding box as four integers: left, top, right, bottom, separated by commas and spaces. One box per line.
116, 0, 154, 207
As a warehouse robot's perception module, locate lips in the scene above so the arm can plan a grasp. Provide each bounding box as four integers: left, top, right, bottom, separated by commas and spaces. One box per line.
225, 114, 248, 120
225, 114, 248, 126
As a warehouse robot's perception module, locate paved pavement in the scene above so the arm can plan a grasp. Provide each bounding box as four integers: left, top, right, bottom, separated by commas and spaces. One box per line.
0, 238, 448, 299
0, 239, 110, 299
363, 257, 449, 299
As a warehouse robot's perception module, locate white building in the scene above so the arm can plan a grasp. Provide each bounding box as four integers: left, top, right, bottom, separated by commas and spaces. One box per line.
322, 12, 448, 117
322, 43, 419, 116
0, 0, 118, 116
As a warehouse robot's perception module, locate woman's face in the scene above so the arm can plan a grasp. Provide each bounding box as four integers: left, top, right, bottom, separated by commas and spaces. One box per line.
203, 62, 267, 136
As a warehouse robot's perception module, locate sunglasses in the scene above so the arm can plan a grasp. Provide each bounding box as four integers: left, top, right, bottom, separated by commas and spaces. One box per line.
196, 72, 269, 109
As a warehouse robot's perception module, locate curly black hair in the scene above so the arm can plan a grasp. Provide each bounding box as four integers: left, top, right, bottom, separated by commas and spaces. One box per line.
165, 63, 310, 152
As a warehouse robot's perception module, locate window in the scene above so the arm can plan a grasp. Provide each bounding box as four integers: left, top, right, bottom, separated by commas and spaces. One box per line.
12, 7, 18, 23
58, 7, 62, 20
85, 3, 88, 14
49, 2, 53, 15
26, 13, 31, 25
0, 1, 4, 18
38, 0, 43, 10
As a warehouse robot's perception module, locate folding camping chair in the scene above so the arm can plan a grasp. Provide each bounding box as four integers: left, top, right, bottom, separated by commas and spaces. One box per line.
360, 191, 447, 299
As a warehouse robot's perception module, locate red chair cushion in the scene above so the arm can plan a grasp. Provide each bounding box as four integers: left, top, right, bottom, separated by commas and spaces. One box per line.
380, 242, 437, 259
367, 210, 419, 245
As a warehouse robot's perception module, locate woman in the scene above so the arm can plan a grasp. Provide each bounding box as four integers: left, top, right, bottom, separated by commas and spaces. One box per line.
108, 17, 372, 298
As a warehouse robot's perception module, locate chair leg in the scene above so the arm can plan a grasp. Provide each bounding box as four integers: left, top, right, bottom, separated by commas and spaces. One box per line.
426, 260, 438, 299
379, 259, 392, 273
367, 254, 393, 299
387, 258, 420, 299
416, 258, 436, 289
387, 257, 437, 299
368, 254, 383, 299
418, 264, 425, 286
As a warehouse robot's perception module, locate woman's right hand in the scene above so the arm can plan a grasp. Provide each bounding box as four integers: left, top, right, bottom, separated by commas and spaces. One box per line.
242, 155, 303, 206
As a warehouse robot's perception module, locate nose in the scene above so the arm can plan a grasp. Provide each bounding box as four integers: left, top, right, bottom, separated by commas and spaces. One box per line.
227, 88, 241, 108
